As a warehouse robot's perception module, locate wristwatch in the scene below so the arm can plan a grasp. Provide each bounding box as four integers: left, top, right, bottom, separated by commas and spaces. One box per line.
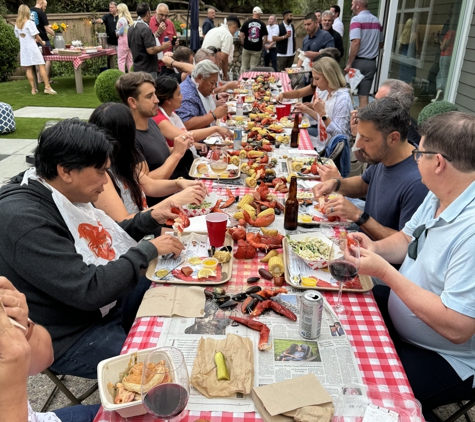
322, 115, 328, 121
355, 212, 370, 226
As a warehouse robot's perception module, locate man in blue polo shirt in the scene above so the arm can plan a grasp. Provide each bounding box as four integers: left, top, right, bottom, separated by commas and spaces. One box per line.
297, 12, 334, 67
351, 111, 475, 422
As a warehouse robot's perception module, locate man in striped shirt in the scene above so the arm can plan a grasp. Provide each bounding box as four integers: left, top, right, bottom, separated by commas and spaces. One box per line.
344, 0, 383, 108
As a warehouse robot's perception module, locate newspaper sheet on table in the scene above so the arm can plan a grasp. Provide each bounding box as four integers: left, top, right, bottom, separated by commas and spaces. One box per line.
155, 292, 363, 412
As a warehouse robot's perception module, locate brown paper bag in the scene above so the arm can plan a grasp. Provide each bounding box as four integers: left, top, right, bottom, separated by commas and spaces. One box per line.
191, 334, 253, 399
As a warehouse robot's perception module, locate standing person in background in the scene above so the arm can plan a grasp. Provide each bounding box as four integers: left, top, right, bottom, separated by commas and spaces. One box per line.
93, 1, 119, 49
345, 0, 383, 108
322, 10, 344, 59
275, 10, 296, 71
432, 25, 456, 103
15, 5, 56, 95
202, 15, 241, 80
202, 8, 216, 37
149, 3, 177, 73
330, 5, 344, 37
128, 3, 170, 78
116, 3, 133, 73
297, 13, 334, 67
314, 9, 323, 28
240, 7, 268, 72
30, 0, 54, 84
264, 15, 279, 71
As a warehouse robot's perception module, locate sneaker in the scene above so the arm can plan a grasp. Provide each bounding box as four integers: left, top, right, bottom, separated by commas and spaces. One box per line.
431, 90, 443, 103
44, 88, 57, 95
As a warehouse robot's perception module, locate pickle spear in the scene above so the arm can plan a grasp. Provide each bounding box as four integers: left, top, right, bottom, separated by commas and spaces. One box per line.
214, 351, 230, 381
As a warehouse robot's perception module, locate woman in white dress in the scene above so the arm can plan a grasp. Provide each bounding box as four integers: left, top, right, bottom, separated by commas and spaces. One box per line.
14, 5, 57, 95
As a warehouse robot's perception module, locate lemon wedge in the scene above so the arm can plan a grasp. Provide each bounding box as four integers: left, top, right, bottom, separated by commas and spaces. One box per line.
301, 277, 317, 287
155, 269, 169, 278
300, 215, 313, 223
198, 269, 216, 278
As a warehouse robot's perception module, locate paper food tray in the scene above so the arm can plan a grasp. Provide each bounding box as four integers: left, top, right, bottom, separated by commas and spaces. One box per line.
189, 158, 241, 180
333, 383, 423, 421
283, 236, 373, 292
146, 232, 234, 285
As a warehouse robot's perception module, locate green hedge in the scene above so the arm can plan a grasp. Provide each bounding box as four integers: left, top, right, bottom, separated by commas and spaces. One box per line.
94, 69, 123, 103
0, 19, 20, 82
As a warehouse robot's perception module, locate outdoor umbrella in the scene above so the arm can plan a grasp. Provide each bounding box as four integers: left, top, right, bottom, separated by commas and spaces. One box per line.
187, 0, 200, 51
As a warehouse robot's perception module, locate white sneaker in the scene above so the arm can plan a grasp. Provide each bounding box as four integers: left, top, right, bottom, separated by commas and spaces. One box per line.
431, 90, 443, 103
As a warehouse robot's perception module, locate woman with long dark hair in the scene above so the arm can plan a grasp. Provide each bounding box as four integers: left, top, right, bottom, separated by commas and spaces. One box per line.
89, 102, 206, 221
153, 77, 232, 148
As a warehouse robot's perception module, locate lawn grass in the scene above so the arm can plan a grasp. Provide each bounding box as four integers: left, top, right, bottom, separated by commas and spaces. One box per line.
0, 118, 56, 139
0, 77, 101, 110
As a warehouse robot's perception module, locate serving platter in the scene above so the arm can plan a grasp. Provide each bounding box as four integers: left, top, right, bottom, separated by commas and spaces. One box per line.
146, 233, 234, 285
282, 234, 373, 292
189, 158, 240, 180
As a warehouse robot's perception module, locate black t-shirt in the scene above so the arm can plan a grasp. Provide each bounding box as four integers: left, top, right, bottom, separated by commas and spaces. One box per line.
102, 13, 119, 46
128, 21, 158, 73
202, 18, 215, 35
240, 19, 268, 51
30, 7, 49, 42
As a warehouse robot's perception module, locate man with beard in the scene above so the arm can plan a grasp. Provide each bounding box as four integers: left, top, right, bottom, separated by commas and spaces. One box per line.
275, 10, 296, 71
297, 12, 334, 67
313, 97, 428, 240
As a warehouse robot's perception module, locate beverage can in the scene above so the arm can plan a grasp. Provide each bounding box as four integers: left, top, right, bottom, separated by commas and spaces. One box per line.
164, 36, 170, 43
299, 291, 323, 339
233, 129, 243, 150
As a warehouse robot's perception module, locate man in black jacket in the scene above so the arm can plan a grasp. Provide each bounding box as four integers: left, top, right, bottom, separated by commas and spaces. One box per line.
322, 10, 344, 59
275, 10, 296, 71
0, 119, 184, 378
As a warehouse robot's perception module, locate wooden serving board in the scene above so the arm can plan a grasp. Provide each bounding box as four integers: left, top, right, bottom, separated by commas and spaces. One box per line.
282, 237, 373, 292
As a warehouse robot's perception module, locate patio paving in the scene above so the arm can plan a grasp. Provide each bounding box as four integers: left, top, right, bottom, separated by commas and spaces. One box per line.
13, 106, 95, 120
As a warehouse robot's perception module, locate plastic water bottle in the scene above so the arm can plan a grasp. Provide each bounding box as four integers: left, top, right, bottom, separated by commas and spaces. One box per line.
236, 95, 244, 117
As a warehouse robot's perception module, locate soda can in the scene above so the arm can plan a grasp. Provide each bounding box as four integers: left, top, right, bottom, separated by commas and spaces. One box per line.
233, 129, 242, 150
164, 36, 169, 43
299, 291, 323, 339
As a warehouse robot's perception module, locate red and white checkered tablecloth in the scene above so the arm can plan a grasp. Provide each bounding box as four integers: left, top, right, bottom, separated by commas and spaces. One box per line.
93, 72, 421, 422
44, 48, 117, 70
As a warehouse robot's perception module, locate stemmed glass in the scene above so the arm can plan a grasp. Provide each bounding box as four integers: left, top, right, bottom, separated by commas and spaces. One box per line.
328, 237, 360, 319
141, 347, 190, 422
209, 146, 228, 187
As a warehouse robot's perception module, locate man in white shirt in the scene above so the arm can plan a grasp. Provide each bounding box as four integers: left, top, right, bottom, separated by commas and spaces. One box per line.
263, 15, 279, 71
275, 10, 296, 71
202, 15, 240, 80
330, 4, 344, 36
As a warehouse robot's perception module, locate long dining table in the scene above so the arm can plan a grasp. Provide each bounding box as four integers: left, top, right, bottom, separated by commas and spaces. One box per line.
93, 72, 423, 422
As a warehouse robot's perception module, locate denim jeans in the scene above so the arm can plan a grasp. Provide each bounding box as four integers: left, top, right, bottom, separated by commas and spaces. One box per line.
373, 285, 475, 421
53, 404, 101, 422
49, 276, 151, 379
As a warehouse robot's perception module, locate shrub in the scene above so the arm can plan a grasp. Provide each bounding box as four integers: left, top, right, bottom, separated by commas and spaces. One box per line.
94, 69, 124, 103
0, 20, 20, 82
418, 101, 459, 126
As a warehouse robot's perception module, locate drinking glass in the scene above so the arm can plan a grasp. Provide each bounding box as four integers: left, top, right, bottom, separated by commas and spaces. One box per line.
328, 237, 360, 319
209, 147, 228, 186
141, 347, 190, 422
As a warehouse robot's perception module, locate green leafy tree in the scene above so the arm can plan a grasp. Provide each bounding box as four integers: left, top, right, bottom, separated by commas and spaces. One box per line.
0, 19, 20, 82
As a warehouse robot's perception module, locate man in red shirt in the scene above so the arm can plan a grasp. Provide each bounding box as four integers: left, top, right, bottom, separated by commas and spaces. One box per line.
149, 3, 177, 71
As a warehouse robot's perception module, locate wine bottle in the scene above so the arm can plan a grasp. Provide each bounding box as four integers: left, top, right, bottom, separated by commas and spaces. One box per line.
291, 112, 300, 148
284, 176, 298, 230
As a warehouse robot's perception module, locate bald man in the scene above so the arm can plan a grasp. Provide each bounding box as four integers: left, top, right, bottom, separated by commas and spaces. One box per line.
150, 3, 177, 71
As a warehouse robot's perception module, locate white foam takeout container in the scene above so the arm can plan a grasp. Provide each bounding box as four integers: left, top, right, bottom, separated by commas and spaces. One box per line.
97, 347, 170, 418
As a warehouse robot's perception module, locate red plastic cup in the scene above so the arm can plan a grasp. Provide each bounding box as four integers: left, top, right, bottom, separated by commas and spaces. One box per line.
287, 30, 291, 36
206, 213, 228, 247
283, 102, 292, 116
276, 105, 287, 120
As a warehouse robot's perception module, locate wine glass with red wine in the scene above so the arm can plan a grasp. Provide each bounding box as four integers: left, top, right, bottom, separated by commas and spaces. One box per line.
141, 347, 190, 421
328, 237, 360, 319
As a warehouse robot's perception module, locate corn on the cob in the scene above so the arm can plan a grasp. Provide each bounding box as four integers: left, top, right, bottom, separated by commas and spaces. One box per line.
247, 150, 264, 158
233, 204, 256, 220
239, 150, 247, 159
269, 256, 284, 276
245, 176, 257, 188
258, 208, 275, 218
230, 156, 240, 166
237, 194, 254, 209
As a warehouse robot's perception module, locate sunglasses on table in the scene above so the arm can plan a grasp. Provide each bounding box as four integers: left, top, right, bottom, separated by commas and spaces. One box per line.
407, 224, 428, 260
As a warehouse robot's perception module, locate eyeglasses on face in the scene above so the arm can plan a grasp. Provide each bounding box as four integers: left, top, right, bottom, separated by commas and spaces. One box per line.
407, 224, 427, 260
412, 149, 452, 163
158, 13, 168, 17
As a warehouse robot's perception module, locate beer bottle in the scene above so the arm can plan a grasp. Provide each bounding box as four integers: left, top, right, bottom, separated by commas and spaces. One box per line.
290, 112, 300, 148
284, 176, 298, 230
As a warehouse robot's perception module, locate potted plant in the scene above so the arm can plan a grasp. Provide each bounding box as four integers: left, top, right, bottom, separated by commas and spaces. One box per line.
51, 21, 68, 49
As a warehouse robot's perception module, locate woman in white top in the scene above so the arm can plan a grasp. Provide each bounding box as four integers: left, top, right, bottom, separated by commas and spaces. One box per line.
115, 3, 133, 73
14, 5, 56, 95
295, 57, 352, 151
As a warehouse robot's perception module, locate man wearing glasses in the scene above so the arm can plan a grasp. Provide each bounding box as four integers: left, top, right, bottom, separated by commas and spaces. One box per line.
352, 112, 475, 422
313, 97, 428, 240
150, 3, 177, 70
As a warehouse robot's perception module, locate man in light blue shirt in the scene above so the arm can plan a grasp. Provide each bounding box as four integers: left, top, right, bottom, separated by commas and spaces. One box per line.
351, 112, 475, 422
